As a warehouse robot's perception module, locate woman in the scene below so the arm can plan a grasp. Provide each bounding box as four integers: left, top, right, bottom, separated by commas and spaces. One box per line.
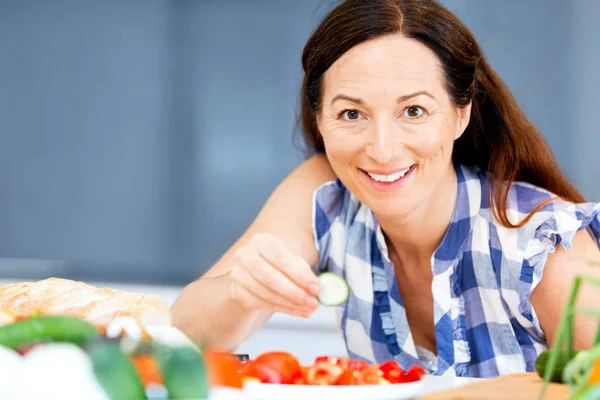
172, 0, 600, 377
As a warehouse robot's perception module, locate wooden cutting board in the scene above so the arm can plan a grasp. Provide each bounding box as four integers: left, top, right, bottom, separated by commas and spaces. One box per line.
422, 373, 570, 400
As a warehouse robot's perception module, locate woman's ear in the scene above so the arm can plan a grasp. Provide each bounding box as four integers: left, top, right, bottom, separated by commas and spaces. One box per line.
455, 102, 472, 139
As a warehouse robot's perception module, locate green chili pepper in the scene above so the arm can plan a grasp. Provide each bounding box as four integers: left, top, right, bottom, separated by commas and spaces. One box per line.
0, 315, 100, 349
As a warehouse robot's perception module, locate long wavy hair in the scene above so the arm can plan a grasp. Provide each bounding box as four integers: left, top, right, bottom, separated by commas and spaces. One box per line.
299, 0, 584, 228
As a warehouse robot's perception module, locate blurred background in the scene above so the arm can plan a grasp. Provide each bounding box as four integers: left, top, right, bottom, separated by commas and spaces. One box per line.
1, 0, 598, 286
1, 0, 598, 361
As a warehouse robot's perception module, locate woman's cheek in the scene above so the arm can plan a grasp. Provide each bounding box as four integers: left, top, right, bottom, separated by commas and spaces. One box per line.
322, 129, 364, 159
403, 125, 455, 162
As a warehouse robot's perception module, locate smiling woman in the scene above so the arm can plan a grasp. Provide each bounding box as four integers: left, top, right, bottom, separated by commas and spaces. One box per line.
171, 0, 600, 379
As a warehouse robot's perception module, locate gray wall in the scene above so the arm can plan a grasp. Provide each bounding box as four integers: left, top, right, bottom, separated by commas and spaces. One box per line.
0, 0, 597, 285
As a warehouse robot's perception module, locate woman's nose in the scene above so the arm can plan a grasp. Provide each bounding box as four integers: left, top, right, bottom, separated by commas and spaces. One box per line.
365, 118, 401, 165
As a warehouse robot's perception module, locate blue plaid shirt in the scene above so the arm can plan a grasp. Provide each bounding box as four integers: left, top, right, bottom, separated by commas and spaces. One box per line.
313, 163, 600, 378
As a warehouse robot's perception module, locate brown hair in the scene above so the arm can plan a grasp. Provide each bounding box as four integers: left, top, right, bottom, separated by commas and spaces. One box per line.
299, 0, 585, 228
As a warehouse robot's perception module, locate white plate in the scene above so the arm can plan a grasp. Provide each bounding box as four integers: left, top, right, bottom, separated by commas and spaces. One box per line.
243, 380, 424, 400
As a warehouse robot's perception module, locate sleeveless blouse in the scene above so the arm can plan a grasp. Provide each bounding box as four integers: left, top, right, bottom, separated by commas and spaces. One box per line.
312, 163, 600, 377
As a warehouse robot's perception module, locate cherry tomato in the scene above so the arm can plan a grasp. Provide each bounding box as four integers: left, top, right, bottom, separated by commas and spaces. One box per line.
254, 352, 302, 384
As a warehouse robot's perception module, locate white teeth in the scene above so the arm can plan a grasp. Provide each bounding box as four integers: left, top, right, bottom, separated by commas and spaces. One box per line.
367, 166, 412, 182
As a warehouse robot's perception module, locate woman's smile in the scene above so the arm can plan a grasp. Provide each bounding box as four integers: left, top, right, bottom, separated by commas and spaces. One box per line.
359, 164, 417, 191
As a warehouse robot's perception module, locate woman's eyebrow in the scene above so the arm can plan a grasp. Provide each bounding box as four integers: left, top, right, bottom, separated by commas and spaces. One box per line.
330, 90, 436, 107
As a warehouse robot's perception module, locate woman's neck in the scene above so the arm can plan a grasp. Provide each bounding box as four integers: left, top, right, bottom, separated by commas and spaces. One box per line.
377, 166, 458, 268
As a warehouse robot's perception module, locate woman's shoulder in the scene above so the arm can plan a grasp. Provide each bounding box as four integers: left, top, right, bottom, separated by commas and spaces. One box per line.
505, 180, 600, 241
458, 163, 600, 263
459, 164, 599, 233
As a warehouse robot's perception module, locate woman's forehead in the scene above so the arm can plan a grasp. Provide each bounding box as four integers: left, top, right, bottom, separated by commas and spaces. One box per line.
322, 35, 445, 100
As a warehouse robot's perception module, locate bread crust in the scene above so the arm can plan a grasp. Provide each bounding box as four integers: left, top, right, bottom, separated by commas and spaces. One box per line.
0, 278, 172, 326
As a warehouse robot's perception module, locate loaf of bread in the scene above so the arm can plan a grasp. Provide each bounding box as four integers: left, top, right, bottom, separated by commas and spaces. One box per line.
0, 278, 171, 327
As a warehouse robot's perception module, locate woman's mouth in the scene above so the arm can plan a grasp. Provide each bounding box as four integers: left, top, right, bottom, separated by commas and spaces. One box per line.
359, 164, 416, 191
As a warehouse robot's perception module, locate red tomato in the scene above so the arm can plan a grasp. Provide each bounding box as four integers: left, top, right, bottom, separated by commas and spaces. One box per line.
305, 362, 345, 385
241, 360, 283, 384
254, 352, 302, 384
379, 360, 407, 383
203, 350, 243, 388
404, 365, 426, 382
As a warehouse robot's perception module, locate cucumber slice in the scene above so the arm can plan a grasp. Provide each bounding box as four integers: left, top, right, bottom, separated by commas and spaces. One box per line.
317, 273, 349, 306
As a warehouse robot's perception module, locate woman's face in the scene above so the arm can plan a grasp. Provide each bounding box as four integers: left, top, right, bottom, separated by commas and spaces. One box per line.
317, 34, 471, 220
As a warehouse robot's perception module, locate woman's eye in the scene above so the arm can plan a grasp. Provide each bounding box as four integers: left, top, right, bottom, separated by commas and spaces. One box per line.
341, 109, 363, 121
403, 105, 424, 119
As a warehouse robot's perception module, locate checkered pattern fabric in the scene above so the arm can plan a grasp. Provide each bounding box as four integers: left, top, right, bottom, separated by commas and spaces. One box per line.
312, 163, 600, 378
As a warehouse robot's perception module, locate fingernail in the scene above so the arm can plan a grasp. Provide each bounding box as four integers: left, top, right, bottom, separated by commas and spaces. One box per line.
308, 283, 321, 296
302, 310, 312, 318
304, 296, 318, 308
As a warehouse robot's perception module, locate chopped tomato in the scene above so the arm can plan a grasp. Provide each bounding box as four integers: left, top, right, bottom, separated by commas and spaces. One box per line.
348, 359, 368, 371
305, 362, 345, 385
314, 355, 349, 370
337, 369, 362, 385
379, 360, 406, 383
203, 350, 243, 388
254, 351, 302, 384
131, 355, 163, 386
315, 355, 339, 364
404, 365, 426, 382
360, 363, 383, 385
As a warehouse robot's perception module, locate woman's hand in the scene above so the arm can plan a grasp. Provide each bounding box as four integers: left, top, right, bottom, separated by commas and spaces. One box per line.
228, 233, 322, 318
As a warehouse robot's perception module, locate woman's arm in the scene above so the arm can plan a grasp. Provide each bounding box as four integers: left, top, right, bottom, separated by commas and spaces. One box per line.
531, 229, 600, 349
171, 155, 336, 351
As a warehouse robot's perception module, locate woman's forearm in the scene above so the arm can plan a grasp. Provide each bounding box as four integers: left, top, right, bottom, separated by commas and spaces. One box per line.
171, 272, 272, 351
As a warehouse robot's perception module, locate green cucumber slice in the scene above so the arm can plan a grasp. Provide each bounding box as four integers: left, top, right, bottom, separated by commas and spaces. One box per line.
317, 272, 349, 306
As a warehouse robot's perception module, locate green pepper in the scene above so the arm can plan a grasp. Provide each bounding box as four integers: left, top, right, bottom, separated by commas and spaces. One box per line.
0, 315, 100, 349
536, 349, 580, 383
